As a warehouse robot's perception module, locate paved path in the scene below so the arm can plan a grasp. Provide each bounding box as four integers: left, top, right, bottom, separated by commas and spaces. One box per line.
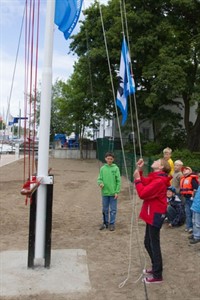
0, 154, 22, 167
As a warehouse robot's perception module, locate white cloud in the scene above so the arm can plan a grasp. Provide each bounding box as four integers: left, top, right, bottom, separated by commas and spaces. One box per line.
0, 54, 21, 116
53, 51, 78, 81
0, 0, 24, 27
0, 0, 109, 117
0, 47, 76, 116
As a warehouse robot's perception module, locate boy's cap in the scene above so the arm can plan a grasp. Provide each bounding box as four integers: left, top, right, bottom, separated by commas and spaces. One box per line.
167, 186, 176, 193
183, 166, 192, 173
174, 160, 183, 166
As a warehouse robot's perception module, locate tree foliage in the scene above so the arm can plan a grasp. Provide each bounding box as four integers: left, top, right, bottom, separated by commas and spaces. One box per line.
68, 0, 200, 151
51, 58, 111, 157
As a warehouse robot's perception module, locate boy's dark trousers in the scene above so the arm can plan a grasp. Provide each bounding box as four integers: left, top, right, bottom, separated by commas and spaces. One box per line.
144, 223, 163, 279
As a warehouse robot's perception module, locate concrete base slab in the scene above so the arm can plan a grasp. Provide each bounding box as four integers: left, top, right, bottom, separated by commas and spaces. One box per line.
0, 249, 91, 297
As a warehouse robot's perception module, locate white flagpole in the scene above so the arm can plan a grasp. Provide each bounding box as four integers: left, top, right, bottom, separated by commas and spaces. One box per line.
35, 0, 55, 259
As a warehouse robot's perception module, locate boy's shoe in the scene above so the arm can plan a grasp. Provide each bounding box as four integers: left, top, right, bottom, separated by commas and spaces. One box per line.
109, 224, 115, 231
188, 235, 194, 240
143, 269, 153, 275
143, 277, 163, 284
184, 228, 188, 232
190, 238, 200, 244
99, 224, 108, 230
188, 228, 193, 234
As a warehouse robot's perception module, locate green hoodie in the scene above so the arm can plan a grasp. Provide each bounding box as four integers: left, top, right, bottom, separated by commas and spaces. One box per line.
97, 163, 121, 196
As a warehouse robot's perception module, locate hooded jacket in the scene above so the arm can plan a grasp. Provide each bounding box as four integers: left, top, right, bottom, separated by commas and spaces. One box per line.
191, 186, 200, 213
134, 171, 171, 228
167, 195, 185, 226
97, 163, 121, 196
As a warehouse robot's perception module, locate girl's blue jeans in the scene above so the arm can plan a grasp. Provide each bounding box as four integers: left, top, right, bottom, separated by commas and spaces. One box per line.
102, 196, 117, 225
185, 197, 193, 230
192, 211, 200, 240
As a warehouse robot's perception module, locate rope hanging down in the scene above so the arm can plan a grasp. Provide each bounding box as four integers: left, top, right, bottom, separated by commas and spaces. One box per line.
121, 0, 142, 160
20, 0, 41, 204
98, 0, 148, 295
118, 0, 147, 290
2, 3, 25, 158
23, 0, 40, 183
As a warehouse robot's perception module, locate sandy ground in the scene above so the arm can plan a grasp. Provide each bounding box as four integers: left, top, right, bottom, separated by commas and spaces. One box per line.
0, 156, 200, 300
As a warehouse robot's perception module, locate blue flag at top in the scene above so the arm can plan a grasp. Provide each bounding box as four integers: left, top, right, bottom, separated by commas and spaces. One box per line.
116, 37, 135, 125
54, 0, 83, 40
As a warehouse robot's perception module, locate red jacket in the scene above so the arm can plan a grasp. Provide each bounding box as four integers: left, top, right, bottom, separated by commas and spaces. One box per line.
134, 171, 171, 228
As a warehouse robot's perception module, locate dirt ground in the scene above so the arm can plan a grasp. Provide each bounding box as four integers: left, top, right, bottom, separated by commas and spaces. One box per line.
0, 157, 200, 300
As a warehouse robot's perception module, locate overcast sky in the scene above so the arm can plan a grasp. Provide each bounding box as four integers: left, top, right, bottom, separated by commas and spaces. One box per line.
0, 0, 108, 118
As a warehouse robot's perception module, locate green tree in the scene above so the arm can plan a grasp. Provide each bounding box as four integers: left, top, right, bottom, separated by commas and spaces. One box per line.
50, 81, 69, 142
70, 0, 200, 151
33, 82, 68, 143
52, 58, 106, 158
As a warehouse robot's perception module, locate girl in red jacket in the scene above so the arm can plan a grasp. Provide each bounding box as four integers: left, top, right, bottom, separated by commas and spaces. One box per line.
134, 158, 171, 284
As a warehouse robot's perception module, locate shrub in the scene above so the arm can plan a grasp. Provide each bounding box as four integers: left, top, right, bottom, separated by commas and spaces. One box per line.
151, 148, 200, 173
143, 141, 162, 156
172, 149, 200, 172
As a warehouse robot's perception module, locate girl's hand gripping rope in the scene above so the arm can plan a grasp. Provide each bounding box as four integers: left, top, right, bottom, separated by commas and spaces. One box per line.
137, 158, 144, 169
133, 158, 144, 180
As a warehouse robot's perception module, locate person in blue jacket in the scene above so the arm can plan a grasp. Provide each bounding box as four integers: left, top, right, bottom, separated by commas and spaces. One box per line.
189, 185, 200, 244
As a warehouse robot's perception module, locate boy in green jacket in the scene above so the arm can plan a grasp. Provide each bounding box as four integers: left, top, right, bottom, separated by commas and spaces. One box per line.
97, 152, 121, 231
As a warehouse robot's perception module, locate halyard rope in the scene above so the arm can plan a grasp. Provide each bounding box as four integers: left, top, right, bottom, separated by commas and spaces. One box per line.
98, 1, 148, 297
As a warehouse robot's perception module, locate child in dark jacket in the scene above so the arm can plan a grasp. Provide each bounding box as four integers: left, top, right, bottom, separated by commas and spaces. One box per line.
166, 186, 185, 227
134, 158, 171, 284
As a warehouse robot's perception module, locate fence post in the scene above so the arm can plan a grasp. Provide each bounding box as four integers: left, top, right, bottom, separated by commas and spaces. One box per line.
147, 157, 153, 173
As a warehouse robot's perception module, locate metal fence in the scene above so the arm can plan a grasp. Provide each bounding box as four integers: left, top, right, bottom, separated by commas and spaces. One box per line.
96, 138, 152, 182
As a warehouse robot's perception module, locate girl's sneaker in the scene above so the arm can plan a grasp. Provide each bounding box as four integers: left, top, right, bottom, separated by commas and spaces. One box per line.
143, 277, 163, 284
143, 269, 153, 275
